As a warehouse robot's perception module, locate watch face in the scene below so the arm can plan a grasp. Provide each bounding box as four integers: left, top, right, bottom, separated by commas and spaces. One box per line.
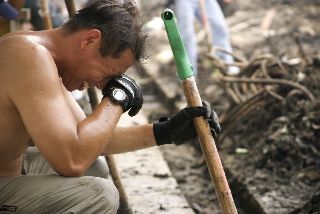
112, 89, 126, 101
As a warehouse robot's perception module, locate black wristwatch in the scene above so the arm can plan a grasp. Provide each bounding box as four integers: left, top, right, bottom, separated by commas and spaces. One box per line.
104, 88, 129, 112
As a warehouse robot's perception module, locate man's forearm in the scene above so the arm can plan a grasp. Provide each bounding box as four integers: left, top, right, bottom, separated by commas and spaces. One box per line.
101, 124, 157, 155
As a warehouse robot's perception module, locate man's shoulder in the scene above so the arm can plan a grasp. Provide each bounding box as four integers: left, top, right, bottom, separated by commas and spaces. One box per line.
1, 34, 53, 73
1, 33, 48, 56
1, 31, 32, 44
0, 32, 57, 92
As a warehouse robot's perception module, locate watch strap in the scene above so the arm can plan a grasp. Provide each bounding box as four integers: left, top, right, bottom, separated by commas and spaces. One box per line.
103, 88, 130, 113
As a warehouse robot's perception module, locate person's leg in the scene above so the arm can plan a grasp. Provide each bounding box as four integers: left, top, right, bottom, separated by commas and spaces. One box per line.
201, 0, 239, 74
0, 147, 118, 214
175, 0, 199, 79
0, 174, 119, 214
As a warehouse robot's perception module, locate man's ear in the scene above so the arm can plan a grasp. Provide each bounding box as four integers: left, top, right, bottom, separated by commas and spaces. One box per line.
80, 29, 101, 51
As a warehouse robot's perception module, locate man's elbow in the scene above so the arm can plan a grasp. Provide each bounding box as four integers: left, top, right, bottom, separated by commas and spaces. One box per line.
54, 164, 86, 177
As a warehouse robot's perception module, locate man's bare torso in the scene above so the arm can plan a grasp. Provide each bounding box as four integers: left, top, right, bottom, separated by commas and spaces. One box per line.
0, 31, 54, 178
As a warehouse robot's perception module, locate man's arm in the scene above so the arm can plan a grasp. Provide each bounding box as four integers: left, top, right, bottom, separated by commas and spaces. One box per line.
102, 124, 156, 155
103, 101, 221, 155
59, 76, 156, 155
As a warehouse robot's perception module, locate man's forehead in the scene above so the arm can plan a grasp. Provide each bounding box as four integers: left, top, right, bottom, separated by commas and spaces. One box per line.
122, 49, 136, 64
116, 50, 135, 70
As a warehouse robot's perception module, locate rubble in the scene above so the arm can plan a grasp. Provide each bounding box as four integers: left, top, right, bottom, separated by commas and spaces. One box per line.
140, 0, 320, 213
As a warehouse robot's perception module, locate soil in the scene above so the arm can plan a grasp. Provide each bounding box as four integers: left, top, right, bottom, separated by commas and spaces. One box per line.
139, 0, 320, 213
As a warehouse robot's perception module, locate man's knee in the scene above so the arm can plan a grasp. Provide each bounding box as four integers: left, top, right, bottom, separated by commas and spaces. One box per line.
62, 177, 119, 214
90, 177, 119, 208
84, 156, 109, 178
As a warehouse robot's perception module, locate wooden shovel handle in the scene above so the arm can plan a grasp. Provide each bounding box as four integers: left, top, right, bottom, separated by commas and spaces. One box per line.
181, 77, 237, 214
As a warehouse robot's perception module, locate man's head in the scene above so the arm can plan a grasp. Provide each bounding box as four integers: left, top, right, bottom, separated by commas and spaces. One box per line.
62, 0, 147, 63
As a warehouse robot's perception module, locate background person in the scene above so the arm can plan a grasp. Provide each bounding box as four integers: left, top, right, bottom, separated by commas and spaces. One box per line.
173, 0, 239, 79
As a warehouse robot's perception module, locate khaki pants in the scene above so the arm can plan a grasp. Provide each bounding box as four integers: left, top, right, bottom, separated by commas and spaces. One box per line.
0, 147, 119, 214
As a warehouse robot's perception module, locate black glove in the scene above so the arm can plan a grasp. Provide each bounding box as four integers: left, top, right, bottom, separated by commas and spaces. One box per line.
153, 101, 221, 146
102, 74, 143, 117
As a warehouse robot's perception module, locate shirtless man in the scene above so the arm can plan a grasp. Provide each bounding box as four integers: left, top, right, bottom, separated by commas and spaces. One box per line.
0, 1, 220, 213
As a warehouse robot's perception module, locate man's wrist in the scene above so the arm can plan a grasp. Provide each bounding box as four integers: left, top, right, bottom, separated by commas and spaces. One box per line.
102, 88, 129, 112
153, 121, 172, 146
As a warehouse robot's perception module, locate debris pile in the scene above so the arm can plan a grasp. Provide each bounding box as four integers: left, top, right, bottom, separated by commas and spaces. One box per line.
194, 0, 320, 212
215, 49, 320, 181
188, 0, 320, 184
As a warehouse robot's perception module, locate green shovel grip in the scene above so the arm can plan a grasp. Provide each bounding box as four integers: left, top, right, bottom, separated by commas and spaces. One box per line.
161, 9, 193, 80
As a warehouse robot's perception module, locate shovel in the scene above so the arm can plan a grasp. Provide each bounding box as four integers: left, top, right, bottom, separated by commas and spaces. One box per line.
161, 8, 238, 214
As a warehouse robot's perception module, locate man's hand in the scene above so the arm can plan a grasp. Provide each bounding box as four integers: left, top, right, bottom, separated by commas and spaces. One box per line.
102, 74, 143, 117
153, 101, 221, 146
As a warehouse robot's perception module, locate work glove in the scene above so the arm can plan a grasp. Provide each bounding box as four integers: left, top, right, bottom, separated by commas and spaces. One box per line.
153, 101, 221, 146
102, 74, 143, 117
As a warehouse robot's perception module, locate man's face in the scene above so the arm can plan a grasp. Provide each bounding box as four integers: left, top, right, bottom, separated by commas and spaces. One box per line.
64, 49, 136, 91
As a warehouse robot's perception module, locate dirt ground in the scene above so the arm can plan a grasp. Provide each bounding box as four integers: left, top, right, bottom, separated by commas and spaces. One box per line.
139, 0, 320, 213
